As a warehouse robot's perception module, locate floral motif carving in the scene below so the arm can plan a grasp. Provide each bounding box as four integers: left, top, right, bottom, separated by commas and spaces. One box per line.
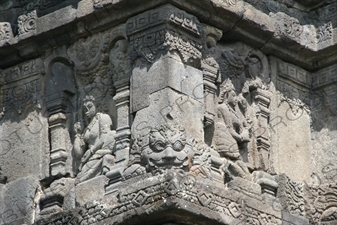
316, 22, 333, 44
305, 183, 337, 224
272, 12, 303, 39
130, 28, 202, 65
0, 22, 13, 45
18, 10, 37, 35
127, 5, 203, 66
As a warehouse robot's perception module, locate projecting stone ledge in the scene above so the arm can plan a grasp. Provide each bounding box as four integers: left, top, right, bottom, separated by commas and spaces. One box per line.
34, 170, 309, 225
0, 0, 337, 69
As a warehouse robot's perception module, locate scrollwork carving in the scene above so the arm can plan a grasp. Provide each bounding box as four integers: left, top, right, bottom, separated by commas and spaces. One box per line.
272, 12, 303, 39
0, 22, 14, 45
18, 10, 37, 35
305, 183, 337, 224
316, 22, 333, 44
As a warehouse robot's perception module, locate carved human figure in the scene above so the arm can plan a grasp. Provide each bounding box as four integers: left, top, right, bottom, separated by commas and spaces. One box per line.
214, 79, 251, 179
73, 96, 115, 183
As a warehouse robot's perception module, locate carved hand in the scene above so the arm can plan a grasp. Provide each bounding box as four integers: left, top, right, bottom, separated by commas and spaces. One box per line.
240, 129, 250, 142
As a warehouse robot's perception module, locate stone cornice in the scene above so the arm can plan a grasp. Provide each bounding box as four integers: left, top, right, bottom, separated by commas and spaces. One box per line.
0, 0, 336, 70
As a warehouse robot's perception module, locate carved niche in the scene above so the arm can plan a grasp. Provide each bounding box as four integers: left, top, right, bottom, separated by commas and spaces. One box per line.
73, 95, 116, 184
206, 42, 272, 173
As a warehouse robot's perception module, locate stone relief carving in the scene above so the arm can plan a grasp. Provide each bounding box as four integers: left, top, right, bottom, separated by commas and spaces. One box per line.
126, 5, 203, 66
305, 183, 337, 224
125, 124, 193, 176
207, 42, 272, 172
271, 12, 303, 39
110, 39, 131, 84
213, 79, 251, 180
18, 10, 37, 35
124, 123, 216, 180
276, 59, 311, 115
0, 22, 14, 45
277, 174, 305, 217
73, 96, 116, 183
316, 22, 333, 44
0, 58, 42, 115
202, 24, 223, 127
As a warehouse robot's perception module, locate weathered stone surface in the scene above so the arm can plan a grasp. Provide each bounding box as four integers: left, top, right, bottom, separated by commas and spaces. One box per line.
75, 175, 109, 206
2, 176, 40, 225
0, 1, 336, 225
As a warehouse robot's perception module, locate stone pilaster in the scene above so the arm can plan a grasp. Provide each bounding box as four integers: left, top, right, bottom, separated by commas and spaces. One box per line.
127, 4, 204, 140
48, 113, 69, 177
252, 88, 272, 171
105, 36, 132, 192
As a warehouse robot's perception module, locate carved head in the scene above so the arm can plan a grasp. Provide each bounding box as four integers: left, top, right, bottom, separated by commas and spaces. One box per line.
245, 54, 262, 80
218, 79, 237, 106
142, 124, 192, 172
83, 95, 96, 119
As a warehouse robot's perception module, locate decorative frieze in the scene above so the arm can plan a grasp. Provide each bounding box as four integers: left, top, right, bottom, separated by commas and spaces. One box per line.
18, 10, 37, 36
0, 58, 43, 114
0, 22, 14, 46
126, 5, 203, 66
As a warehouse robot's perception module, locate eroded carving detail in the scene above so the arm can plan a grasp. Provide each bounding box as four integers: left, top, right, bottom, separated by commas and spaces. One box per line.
277, 174, 305, 217
214, 79, 251, 179
127, 5, 203, 66
0, 59, 43, 114
0, 22, 14, 45
305, 183, 337, 224
316, 22, 333, 43
18, 10, 37, 35
272, 12, 303, 39
73, 96, 115, 183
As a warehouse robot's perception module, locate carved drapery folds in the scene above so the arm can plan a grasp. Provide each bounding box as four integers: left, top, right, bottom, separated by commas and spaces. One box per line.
73, 95, 116, 184
205, 41, 272, 173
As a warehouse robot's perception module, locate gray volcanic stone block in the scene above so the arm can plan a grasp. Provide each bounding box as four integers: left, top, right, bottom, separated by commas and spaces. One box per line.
0, 1, 336, 225
2, 176, 40, 225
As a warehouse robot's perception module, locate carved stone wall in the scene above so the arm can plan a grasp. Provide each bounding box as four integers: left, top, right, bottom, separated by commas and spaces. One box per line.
0, 0, 336, 224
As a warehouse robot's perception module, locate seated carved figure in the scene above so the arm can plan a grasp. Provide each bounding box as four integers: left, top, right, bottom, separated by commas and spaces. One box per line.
214, 79, 251, 179
73, 96, 115, 183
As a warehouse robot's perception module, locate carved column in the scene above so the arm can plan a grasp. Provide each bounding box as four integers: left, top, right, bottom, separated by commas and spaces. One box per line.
106, 38, 132, 192
48, 113, 68, 177
45, 61, 76, 177
252, 88, 272, 171
40, 59, 76, 215
201, 25, 223, 127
